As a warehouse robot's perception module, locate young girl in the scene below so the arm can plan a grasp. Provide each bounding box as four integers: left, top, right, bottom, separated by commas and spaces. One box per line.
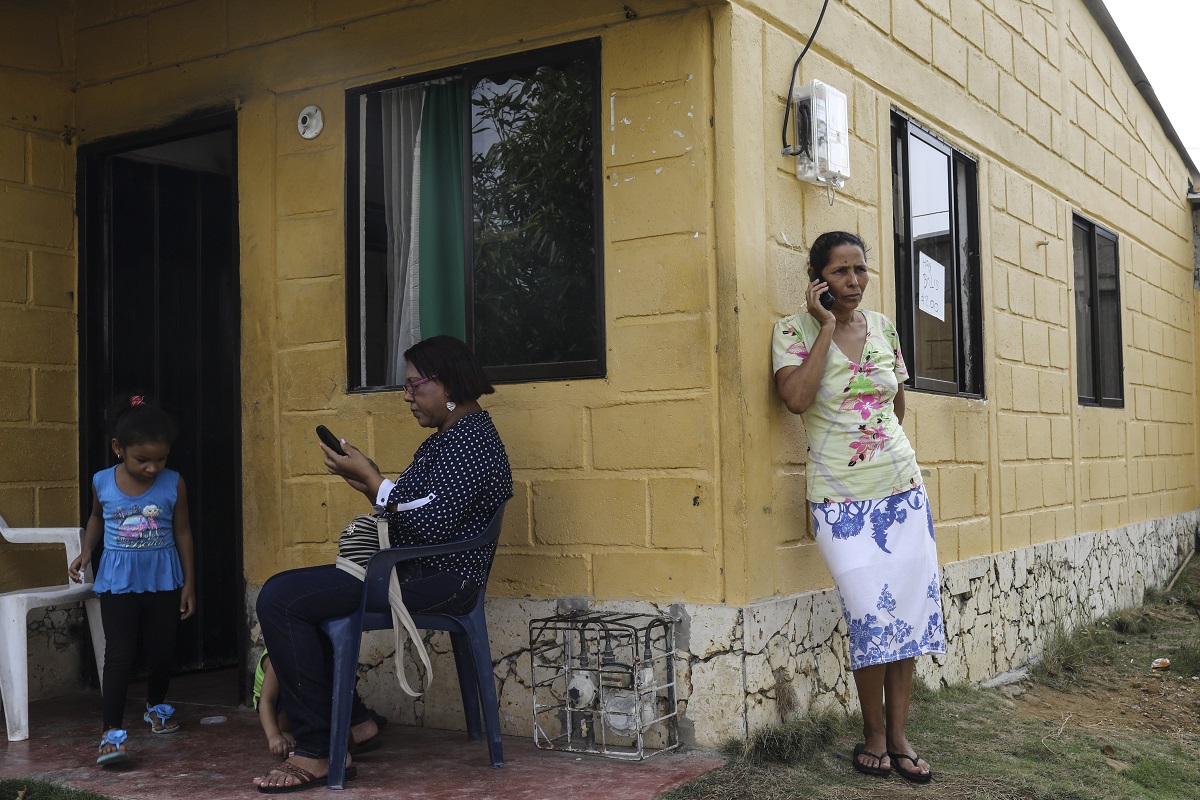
69, 394, 196, 766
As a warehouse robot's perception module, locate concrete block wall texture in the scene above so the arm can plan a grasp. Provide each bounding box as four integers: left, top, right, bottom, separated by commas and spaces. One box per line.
764, 0, 1197, 599
0, 0, 1194, 626
0, 2, 79, 592
57, 1, 727, 595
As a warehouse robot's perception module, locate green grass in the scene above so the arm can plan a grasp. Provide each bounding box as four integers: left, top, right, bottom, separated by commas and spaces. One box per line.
664, 681, 1200, 800
659, 556, 1200, 800
0, 779, 113, 800
723, 708, 849, 764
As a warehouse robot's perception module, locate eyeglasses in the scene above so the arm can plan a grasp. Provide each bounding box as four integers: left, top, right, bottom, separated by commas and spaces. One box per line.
401, 375, 437, 395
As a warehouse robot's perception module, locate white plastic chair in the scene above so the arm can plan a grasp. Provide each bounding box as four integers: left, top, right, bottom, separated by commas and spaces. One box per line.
0, 514, 105, 741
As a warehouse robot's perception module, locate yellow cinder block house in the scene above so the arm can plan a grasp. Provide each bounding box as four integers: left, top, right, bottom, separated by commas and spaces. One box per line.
1, 0, 1197, 746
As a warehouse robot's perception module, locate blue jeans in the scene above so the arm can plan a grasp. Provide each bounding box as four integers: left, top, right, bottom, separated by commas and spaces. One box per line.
256, 564, 476, 758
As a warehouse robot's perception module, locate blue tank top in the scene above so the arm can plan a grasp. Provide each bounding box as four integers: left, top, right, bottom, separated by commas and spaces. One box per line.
92, 466, 184, 594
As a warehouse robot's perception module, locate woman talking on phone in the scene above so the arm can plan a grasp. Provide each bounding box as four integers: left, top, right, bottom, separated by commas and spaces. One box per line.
771, 231, 945, 783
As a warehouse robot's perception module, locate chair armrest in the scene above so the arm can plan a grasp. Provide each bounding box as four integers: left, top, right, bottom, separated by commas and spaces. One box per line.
360, 503, 506, 612
361, 534, 495, 611
0, 527, 85, 567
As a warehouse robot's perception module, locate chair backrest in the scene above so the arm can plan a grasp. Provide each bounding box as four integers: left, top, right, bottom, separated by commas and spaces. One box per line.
0, 515, 92, 585
361, 501, 507, 614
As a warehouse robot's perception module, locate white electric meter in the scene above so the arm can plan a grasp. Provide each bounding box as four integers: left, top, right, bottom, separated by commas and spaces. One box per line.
791, 79, 850, 188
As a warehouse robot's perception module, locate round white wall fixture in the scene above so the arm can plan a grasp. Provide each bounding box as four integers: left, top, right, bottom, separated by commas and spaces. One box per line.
298, 105, 324, 139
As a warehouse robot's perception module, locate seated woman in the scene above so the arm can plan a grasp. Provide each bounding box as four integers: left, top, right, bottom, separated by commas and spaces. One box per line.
253, 335, 513, 792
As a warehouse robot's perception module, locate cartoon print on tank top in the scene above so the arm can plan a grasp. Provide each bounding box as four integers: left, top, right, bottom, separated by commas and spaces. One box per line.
114, 503, 167, 547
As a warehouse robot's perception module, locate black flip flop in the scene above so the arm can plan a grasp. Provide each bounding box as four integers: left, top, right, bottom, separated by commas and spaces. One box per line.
888, 751, 932, 783
851, 743, 891, 777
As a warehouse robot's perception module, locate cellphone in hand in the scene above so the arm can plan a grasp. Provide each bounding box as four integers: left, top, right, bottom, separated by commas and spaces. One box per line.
315, 425, 346, 456
819, 290, 835, 310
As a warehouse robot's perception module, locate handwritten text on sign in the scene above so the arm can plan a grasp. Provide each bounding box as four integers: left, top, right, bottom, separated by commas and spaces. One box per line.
918, 252, 946, 322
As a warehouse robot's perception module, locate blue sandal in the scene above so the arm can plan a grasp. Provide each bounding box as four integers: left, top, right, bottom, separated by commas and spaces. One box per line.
144, 703, 181, 734
97, 729, 130, 766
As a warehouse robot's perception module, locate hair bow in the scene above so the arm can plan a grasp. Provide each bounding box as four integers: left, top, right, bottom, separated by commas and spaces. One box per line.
130, 395, 145, 407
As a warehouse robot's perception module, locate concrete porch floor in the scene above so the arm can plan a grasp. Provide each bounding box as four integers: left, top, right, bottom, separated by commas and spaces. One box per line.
0, 668, 724, 800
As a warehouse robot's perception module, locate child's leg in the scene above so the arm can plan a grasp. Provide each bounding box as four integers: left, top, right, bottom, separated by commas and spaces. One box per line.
98, 592, 141, 732
140, 588, 182, 732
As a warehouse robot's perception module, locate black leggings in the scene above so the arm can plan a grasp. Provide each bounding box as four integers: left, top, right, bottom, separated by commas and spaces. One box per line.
99, 589, 181, 731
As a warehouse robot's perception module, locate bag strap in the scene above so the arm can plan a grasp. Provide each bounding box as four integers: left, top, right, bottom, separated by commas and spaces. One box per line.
376, 517, 433, 697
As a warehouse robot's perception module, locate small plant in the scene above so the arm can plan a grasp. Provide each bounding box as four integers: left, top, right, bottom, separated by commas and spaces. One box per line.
1033, 622, 1122, 689
1166, 642, 1200, 677
726, 708, 849, 764
1109, 607, 1153, 635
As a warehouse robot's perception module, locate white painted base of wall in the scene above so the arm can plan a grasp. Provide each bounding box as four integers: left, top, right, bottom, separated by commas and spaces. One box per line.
23, 510, 1196, 751
328, 509, 1196, 750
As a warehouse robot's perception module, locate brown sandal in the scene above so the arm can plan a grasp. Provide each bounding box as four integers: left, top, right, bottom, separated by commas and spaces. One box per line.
257, 760, 358, 794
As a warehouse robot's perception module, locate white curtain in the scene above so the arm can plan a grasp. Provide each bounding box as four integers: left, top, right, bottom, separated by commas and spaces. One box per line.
381, 86, 426, 385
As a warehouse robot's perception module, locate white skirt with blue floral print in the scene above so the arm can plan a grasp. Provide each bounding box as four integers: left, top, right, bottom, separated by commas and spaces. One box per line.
811, 484, 946, 671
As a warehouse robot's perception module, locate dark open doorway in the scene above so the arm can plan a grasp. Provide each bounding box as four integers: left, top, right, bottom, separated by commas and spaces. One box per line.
77, 114, 243, 687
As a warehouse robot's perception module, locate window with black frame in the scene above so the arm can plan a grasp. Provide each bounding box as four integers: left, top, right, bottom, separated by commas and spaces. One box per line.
345, 40, 605, 390
1072, 215, 1123, 406
890, 112, 983, 396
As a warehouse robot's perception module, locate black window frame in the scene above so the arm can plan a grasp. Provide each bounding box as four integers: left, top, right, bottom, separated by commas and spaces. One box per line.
344, 38, 606, 391
890, 111, 984, 397
1072, 214, 1123, 407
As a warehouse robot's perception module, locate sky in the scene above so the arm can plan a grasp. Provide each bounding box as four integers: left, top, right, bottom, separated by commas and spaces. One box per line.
1101, 0, 1200, 173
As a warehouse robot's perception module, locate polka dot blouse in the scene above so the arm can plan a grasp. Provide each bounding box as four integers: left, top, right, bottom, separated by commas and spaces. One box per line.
382, 410, 513, 589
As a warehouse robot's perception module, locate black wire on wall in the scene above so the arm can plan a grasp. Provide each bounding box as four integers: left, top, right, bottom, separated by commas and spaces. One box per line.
781, 0, 832, 156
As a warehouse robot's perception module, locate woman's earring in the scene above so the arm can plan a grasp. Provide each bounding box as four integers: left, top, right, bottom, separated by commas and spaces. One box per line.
446, 401, 457, 412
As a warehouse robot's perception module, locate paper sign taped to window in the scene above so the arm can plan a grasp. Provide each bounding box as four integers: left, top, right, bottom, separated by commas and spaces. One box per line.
918, 252, 946, 322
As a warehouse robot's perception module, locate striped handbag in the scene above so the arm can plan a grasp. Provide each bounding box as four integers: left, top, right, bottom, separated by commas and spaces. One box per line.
334, 514, 431, 696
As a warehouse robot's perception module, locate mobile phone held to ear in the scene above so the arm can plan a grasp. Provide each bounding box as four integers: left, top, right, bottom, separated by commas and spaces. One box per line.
819, 290, 835, 310
315, 425, 346, 456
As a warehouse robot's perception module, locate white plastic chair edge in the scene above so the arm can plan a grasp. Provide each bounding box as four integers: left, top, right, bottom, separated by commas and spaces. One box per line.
0, 513, 105, 741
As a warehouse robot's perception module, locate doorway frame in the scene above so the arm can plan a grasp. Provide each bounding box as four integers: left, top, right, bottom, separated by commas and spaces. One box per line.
75, 108, 246, 695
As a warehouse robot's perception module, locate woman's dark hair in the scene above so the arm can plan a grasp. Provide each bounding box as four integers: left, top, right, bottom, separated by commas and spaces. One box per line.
404, 335, 495, 403
109, 393, 178, 447
807, 230, 868, 280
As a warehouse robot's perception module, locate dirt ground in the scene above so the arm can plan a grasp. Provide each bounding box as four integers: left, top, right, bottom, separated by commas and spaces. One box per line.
846, 585, 1200, 799
1016, 669, 1200, 741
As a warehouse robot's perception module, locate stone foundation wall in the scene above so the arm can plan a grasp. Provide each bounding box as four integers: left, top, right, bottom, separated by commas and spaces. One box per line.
317, 509, 1196, 749
21, 604, 90, 701
26, 510, 1195, 748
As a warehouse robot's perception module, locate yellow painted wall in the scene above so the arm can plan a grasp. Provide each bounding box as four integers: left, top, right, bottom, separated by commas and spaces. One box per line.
758, 0, 1198, 597
65, 0, 728, 600
0, 2, 79, 591
1, 0, 1196, 609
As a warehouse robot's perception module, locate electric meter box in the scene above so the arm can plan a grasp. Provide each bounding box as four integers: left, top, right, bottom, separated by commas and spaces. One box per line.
791, 79, 850, 188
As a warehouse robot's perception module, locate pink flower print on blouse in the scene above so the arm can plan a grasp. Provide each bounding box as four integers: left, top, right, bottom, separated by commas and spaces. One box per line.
848, 358, 875, 378
781, 326, 809, 360
843, 392, 884, 421
848, 424, 889, 466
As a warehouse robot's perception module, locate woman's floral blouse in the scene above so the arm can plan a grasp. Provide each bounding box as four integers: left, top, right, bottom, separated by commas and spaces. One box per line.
771, 309, 922, 503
